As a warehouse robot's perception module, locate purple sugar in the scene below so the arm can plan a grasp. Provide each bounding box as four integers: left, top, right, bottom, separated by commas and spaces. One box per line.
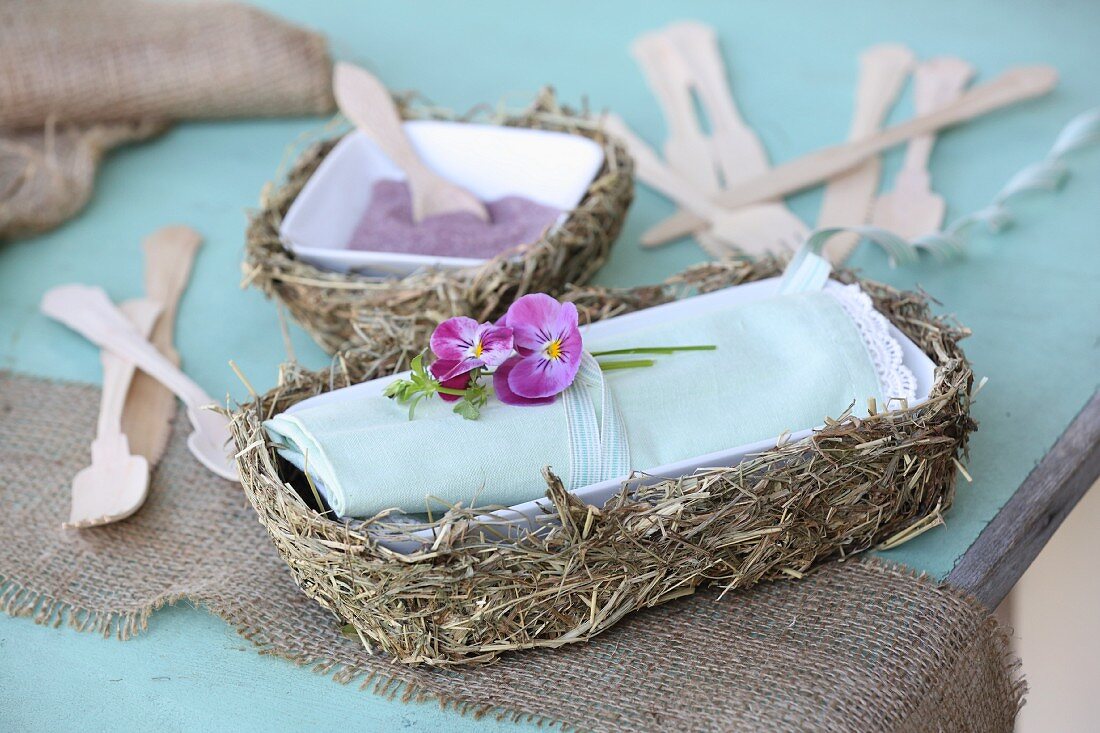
348, 179, 563, 259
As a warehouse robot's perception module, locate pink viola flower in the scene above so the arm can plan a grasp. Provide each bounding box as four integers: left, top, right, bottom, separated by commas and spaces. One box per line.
428, 360, 472, 403
494, 293, 583, 404
429, 316, 514, 381
492, 356, 555, 406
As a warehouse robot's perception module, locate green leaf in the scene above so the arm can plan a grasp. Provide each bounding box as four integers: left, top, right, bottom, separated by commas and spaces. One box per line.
453, 399, 481, 420
384, 377, 416, 402
408, 394, 424, 420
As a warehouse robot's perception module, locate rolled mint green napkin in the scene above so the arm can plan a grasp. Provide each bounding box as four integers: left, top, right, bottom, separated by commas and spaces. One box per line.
265, 287, 893, 518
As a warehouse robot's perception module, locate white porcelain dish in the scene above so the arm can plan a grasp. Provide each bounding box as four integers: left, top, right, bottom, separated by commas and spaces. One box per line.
286, 277, 937, 551
279, 121, 606, 276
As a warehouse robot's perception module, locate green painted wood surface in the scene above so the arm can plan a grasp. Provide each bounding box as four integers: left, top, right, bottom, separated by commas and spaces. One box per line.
2, 1, 1098, 729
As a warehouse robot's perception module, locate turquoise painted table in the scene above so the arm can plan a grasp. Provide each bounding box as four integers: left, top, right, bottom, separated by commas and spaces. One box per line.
2, 1, 1099, 730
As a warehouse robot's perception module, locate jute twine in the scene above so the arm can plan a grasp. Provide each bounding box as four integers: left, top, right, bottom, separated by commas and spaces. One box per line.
0, 0, 333, 240
0, 371, 1022, 731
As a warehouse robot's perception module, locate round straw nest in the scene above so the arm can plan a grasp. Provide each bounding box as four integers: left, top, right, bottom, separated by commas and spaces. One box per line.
243, 89, 634, 354
230, 258, 976, 666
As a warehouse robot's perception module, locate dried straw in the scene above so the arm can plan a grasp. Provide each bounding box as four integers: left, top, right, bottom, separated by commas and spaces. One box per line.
230, 257, 975, 666
243, 89, 634, 354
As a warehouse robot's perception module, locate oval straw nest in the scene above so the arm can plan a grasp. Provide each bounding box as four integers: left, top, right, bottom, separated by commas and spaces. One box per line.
243, 88, 634, 354
230, 258, 976, 666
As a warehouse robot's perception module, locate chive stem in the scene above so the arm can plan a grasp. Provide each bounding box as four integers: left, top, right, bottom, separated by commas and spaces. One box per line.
589, 345, 717, 357
597, 359, 656, 371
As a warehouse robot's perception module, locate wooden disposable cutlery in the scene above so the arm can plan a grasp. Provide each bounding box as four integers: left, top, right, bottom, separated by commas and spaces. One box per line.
55, 226, 202, 527
872, 57, 976, 239
663, 21, 771, 190
631, 24, 807, 255
603, 114, 807, 255
121, 225, 202, 470
631, 31, 718, 191
640, 64, 1058, 246
817, 44, 915, 264
41, 285, 239, 482
333, 62, 489, 223
665, 21, 808, 256
66, 299, 161, 528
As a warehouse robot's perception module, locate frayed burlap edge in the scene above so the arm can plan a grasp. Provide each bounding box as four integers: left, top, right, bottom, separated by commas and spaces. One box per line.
0, 557, 1026, 733
0, 572, 179, 640
0, 569, 567, 727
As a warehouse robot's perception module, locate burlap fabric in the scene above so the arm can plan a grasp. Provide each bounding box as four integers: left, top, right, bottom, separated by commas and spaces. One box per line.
0, 0, 333, 240
0, 371, 1024, 732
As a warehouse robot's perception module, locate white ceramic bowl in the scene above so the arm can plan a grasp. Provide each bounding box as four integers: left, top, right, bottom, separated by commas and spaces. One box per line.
279, 121, 606, 277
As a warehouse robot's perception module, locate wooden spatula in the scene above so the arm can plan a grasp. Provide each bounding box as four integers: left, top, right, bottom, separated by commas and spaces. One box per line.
66, 299, 161, 528
333, 62, 489, 223
871, 57, 976, 239
641, 65, 1058, 245
121, 225, 202, 470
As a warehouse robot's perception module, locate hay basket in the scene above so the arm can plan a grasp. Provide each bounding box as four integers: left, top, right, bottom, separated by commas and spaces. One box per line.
243, 89, 634, 354
230, 258, 976, 665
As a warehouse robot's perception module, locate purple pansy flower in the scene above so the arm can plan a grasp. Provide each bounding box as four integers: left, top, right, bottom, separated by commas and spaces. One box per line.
493, 294, 583, 405
429, 316, 514, 381
385, 291, 710, 420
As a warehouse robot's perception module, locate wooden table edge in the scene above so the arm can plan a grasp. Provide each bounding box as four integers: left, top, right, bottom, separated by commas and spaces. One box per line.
946, 389, 1100, 609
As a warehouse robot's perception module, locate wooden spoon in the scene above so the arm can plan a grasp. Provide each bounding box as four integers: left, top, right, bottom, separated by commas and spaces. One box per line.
641, 65, 1058, 245
333, 62, 489, 223
66, 299, 161, 528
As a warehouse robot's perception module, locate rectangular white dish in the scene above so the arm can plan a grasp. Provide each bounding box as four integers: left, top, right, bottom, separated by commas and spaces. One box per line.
279, 121, 606, 277
287, 277, 936, 550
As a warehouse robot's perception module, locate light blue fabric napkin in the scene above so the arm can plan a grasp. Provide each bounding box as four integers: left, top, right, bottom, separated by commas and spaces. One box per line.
265, 289, 885, 518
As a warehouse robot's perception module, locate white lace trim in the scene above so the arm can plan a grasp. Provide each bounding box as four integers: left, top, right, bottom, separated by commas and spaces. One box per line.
824, 281, 918, 405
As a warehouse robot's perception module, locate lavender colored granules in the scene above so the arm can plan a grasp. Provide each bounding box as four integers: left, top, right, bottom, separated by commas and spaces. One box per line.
348, 179, 563, 259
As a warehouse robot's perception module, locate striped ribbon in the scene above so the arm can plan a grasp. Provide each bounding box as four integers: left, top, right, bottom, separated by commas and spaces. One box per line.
778, 243, 833, 295
562, 353, 631, 490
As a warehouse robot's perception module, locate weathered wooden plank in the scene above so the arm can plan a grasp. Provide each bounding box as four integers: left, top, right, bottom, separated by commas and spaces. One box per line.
947, 390, 1100, 609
